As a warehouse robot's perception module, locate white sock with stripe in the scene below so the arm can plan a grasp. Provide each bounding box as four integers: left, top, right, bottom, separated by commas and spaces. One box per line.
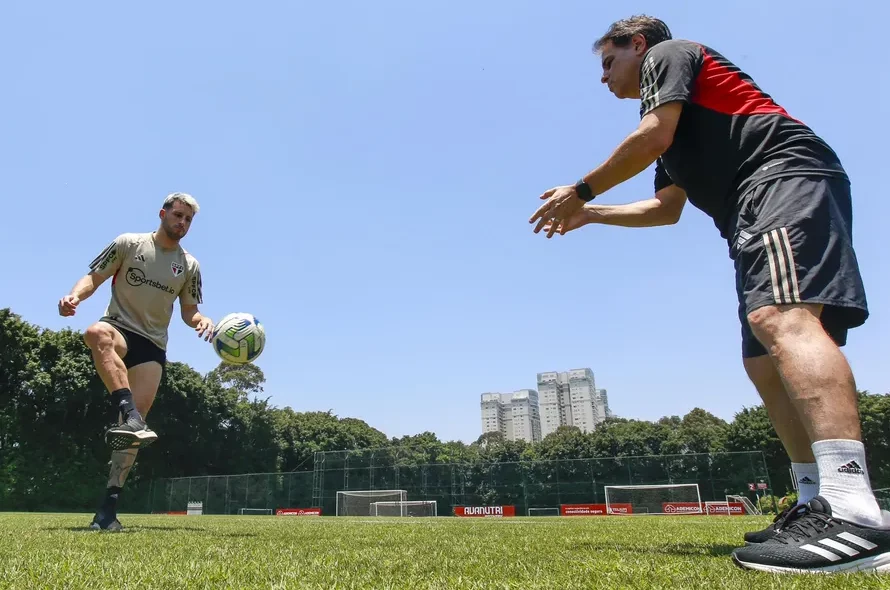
812, 439, 884, 528
791, 462, 819, 506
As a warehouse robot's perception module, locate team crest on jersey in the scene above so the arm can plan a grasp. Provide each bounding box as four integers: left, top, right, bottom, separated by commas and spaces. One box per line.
171, 262, 184, 277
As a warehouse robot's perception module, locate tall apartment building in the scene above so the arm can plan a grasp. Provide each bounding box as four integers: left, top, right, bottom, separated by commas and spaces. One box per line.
480, 389, 542, 443
537, 368, 612, 438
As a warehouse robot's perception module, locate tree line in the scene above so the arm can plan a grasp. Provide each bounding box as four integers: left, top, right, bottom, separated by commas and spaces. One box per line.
1, 307, 888, 512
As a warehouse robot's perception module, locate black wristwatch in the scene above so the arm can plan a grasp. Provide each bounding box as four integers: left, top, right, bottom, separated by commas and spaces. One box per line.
574, 179, 595, 202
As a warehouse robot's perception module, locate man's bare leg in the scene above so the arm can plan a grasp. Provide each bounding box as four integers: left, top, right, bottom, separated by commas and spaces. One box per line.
92, 362, 162, 530
747, 302, 882, 527
743, 355, 819, 506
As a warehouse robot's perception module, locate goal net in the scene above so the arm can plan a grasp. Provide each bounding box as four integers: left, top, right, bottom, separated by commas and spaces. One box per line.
604, 484, 702, 515
336, 490, 408, 516
527, 507, 559, 517
238, 508, 273, 515
370, 500, 437, 517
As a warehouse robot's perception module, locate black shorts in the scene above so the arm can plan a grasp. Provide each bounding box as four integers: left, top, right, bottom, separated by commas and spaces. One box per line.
105, 322, 167, 369
730, 175, 869, 358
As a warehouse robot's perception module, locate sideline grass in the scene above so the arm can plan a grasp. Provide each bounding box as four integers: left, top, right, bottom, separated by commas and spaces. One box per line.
0, 512, 886, 589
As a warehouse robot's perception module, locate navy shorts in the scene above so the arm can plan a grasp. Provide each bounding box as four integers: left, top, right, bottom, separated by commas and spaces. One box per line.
729, 175, 869, 358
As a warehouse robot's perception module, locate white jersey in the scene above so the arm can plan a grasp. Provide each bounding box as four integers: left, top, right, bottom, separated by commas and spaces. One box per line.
88, 232, 202, 351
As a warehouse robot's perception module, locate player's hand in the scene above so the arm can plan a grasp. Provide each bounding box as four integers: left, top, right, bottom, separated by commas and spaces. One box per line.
542, 207, 592, 236
196, 317, 214, 341
530, 185, 587, 238
58, 295, 79, 317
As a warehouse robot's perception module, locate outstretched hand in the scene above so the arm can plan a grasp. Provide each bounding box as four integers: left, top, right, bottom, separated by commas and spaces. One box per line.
541, 208, 591, 236
529, 185, 587, 238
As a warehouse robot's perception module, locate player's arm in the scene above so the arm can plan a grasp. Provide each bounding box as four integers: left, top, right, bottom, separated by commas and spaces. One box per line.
180, 302, 213, 341
533, 42, 698, 237
67, 271, 110, 302
179, 261, 213, 340
579, 102, 683, 197
532, 106, 682, 236
59, 236, 126, 317
583, 184, 687, 227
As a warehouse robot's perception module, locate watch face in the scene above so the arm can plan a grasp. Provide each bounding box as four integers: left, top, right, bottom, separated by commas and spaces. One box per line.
575, 181, 594, 201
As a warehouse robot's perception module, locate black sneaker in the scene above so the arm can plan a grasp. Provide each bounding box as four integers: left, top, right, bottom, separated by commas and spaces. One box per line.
732, 496, 890, 574
89, 511, 123, 532
104, 416, 158, 450
744, 504, 804, 544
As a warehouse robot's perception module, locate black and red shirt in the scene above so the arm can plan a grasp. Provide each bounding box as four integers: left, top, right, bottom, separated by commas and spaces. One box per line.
641, 39, 848, 239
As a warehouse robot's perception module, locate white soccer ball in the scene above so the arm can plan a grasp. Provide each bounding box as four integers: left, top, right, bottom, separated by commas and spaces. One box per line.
211, 312, 266, 365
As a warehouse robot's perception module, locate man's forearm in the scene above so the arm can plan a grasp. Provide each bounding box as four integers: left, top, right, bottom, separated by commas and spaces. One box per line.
182, 309, 207, 328
581, 127, 668, 197
69, 274, 100, 301
584, 199, 678, 228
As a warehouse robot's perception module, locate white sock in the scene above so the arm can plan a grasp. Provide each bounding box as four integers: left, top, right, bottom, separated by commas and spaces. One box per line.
812, 439, 883, 527
791, 462, 819, 506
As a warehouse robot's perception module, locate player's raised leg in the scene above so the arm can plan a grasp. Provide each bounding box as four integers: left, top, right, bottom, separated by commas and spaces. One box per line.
85, 323, 158, 450
83, 321, 157, 449
91, 361, 162, 531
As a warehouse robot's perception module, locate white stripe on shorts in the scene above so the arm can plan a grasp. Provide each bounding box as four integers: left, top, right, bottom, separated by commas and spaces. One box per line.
762, 227, 801, 305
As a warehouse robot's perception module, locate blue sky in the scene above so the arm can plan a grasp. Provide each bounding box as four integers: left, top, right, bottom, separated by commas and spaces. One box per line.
2, 2, 887, 444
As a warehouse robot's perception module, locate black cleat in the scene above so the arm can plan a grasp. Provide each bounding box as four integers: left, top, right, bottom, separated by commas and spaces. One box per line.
744, 504, 804, 544
104, 416, 158, 450
89, 511, 123, 532
732, 496, 890, 574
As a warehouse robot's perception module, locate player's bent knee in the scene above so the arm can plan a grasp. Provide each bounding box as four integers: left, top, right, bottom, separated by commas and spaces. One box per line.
746, 303, 824, 347
84, 323, 116, 350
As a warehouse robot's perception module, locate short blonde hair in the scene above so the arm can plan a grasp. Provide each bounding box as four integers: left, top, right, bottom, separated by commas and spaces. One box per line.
163, 192, 200, 215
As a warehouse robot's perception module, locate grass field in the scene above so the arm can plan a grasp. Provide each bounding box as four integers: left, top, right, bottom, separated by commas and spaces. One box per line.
1, 513, 887, 589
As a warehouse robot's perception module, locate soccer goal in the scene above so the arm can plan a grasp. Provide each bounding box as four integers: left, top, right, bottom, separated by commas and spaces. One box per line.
527, 507, 560, 517
336, 489, 408, 516
238, 508, 273, 515
727, 494, 761, 515
604, 484, 702, 515
370, 500, 437, 517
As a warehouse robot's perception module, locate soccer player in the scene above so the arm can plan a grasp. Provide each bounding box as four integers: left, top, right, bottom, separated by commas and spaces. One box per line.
58, 192, 213, 531
529, 15, 889, 574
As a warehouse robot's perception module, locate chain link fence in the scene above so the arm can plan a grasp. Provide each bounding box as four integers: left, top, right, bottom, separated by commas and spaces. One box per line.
139, 450, 772, 516
311, 449, 772, 516
138, 471, 315, 515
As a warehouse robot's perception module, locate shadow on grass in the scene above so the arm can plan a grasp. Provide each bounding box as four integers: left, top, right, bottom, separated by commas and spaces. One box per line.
45, 525, 257, 538
574, 541, 739, 558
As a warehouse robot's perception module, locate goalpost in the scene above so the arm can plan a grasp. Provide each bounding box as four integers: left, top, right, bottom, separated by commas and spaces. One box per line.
604, 483, 702, 515
336, 490, 408, 516
727, 494, 761, 515
238, 508, 273, 515
527, 507, 560, 517
370, 500, 437, 517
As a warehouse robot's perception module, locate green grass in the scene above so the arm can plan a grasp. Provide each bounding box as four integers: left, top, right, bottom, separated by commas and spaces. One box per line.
0, 513, 887, 589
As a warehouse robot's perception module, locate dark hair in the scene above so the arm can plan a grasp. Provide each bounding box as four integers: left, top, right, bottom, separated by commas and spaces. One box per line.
593, 15, 672, 53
